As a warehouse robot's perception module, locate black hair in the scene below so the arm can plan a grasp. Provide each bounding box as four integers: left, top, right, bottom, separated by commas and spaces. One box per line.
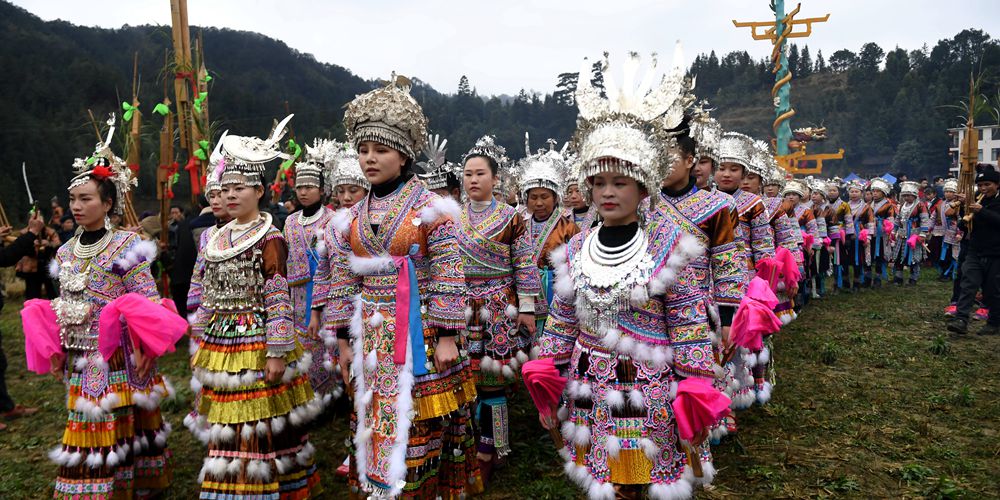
170, 204, 185, 215
463, 154, 500, 176
667, 115, 697, 159
198, 195, 210, 209
95, 177, 118, 212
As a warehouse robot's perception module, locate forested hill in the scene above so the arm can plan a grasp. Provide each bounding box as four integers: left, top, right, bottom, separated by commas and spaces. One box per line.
0, 0, 997, 219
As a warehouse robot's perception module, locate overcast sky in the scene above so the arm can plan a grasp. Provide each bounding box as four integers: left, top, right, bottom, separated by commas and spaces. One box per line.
10, 0, 999, 95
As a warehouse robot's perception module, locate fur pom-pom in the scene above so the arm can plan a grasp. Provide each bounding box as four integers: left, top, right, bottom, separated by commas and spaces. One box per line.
572, 424, 591, 447
648, 479, 694, 500
629, 284, 649, 307
756, 382, 773, 405
464, 306, 474, 322
368, 312, 384, 328
479, 307, 492, 323
66, 451, 83, 468
106, 448, 121, 467
256, 421, 269, 437
577, 382, 592, 400
628, 389, 645, 410
505, 304, 519, 320
365, 350, 378, 371
560, 420, 576, 442
640, 437, 659, 461
601, 328, 621, 349
515, 350, 529, 365
419, 196, 462, 224
240, 423, 255, 442
606, 389, 625, 410
74, 356, 89, 371
330, 208, 353, 235
587, 480, 616, 500
270, 416, 286, 435
604, 435, 621, 458
617, 335, 636, 355
226, 457, 243, 477
501, 364, 515, 380
758, 346, 770, 366
48, 259, 61, 280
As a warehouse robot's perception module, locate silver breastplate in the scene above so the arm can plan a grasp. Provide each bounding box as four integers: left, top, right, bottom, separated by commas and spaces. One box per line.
202, 247, 266, 312
53, 262, 97, 351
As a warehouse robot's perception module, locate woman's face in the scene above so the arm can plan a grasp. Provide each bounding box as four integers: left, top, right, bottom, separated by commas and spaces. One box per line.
848, 188, 862, 201
295, 185, 322, 208
901, 193, 917, 204
827, 187, 840, 202
810, 191, 825, 205
692, 156, 714, 188
715, 162, 744, 191
763, 184, 780, 198
662, 150, 695, 188
463, 157, 496, 202
208, 189, 228, 219
68, 180, 111, 231
336, 184, 367, 209
565, 184, 585, 209
358, 141, 406, 186
864, 191, 873, 202
783, 192, 801, 205
872, 190, 884, 201
526, 187, 556, 221
591, 171, 644, 225
222, 181, 263, 222
742, 173, 762, 194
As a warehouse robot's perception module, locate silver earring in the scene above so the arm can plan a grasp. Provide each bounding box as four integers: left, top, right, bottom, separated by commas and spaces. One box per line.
104, 215, 112, 230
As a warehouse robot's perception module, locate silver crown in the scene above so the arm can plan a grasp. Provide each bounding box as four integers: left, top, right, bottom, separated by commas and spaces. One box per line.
573, 45, 696, 190
463, 135, 510, 173
344, 74, 427, 160
781, 178, 809, 198
205, 130, 229, 193
327, 141, 370, 191
690, 103, 722, 165
516, 134, 570, 202
899, 181, 920, 197
942, 179, 958, 192
718, 131, 754, 170
869, 178, 893, 195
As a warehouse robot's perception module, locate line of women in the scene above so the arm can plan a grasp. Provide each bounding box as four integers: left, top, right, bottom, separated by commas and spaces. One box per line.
23, 49, 837, 499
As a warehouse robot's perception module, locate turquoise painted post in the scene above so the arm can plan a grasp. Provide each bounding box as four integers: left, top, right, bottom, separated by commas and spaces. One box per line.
774, 0, 793, 156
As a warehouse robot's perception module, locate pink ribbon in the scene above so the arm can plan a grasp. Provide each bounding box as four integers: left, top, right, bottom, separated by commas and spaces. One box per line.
390, 256, 411, 366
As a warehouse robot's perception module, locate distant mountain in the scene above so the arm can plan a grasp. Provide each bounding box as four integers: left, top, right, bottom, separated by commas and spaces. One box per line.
0, 0, 996, 222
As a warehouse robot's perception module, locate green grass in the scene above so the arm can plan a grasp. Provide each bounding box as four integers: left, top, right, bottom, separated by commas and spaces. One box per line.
1, 276, 997, 499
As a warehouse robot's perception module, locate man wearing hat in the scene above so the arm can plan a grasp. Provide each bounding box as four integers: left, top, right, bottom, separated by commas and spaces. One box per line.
948, 163, 1000, 335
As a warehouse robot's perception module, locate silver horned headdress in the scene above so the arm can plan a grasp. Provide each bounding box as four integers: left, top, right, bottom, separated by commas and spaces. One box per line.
220, 114, 294, 186
573, 44, 696, 191
418, 133, 460, 190
328, 140, 369, 191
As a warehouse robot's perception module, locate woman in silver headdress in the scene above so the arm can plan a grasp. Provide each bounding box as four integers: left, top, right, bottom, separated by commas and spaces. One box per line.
28, 116, 181, 498
189, 117, 323, 499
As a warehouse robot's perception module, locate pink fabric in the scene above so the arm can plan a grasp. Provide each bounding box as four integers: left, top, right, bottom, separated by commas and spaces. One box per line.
839, 228, 847, 241
671, 378, 732, 442
858, 229, 870, 243
801, 230, 814, 250
98, 293, 188, 361
776, 247, 801, 289
20, 299, 62, 375
754, 257, 782, 292
907, 234, 920, 249
521, 358, 568, 418
822, 237, 832, 248
390, 255, 411, 366
731, 278, 782, 350
883, 219, 894, 235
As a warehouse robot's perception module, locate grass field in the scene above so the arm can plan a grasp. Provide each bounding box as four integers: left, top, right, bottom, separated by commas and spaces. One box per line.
0, 277, 997, 499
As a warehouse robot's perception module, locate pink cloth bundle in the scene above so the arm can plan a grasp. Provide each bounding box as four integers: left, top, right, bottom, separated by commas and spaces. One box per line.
858, 229, 870, 243
20, 299, 62, 375
98, 293, 188, 361
730, 277, 782, 351
801, 230, 815, 249
672, 377, 732, 443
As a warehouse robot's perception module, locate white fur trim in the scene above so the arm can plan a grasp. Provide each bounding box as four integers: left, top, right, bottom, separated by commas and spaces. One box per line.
505, 303, 519, 320
587, 480, 616, 500
758, 346, 770, 366
331, 208, 353, 236
418, 196, 462, 224
479, 307, 491, 323
550, 244, 576, 299
757, 381, 773, 405
605, 389, 625, 410
628, 389, 645, 410
48, 259, 61, 279
604, 435, 621, 458
348, 254, 394, 276
648, 233, 704, 296
572, 424, 591, 447
648, 479, 694, 500
639, 437, 659, 461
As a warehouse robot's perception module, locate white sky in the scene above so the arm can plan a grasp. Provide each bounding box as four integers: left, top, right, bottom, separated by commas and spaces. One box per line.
10, 0, 999, 95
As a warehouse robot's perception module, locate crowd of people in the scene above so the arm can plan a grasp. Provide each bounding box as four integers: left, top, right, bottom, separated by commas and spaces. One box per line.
2, 52, 999, 500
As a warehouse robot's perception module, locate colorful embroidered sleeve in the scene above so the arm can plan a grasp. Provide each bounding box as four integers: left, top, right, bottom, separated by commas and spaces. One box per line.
815, 210, 829, 239
311, 226, 333, 310
665, 264, 716, 379
323, 221, 362, 331
186, 229, 211, 313
804, 211, 821, 249
424, 215, 467, 330
706, 209, 743, 309
918, 204, 931, 235
536, 244, 578, 366
510, 213, 542, 302
748, 201, 775, 264
262, 234, 295, 353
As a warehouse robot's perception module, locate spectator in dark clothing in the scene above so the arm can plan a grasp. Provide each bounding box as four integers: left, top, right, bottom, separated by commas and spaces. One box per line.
0, 214, 45, 430
188, 195, 216, 244
948, 164, 1000, 335
169, 215, 197, 319
57, 214, 76, 245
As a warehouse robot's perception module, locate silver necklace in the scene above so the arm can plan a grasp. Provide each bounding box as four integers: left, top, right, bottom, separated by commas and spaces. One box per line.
73, 230, 114, 259
298, 207, 325, 226
206, 213, 272, 262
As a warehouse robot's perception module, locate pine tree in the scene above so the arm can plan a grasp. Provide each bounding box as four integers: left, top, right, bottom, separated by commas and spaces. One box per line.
815, 49, 827, 73
553, 72, 578, 106
787, 43, 800, 76
800, 45, 813, 77
457, 75, 472, 96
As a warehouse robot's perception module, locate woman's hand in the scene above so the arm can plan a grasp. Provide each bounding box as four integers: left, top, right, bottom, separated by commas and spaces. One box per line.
50, 354, 65, 381
308, 310, 322, 338
134, 348, 153, 379
516, 313, 536, 336
538, 404, 559, 430
265, 357, 287, 384
433, 336, 459, 373
337, 338, 352, 385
